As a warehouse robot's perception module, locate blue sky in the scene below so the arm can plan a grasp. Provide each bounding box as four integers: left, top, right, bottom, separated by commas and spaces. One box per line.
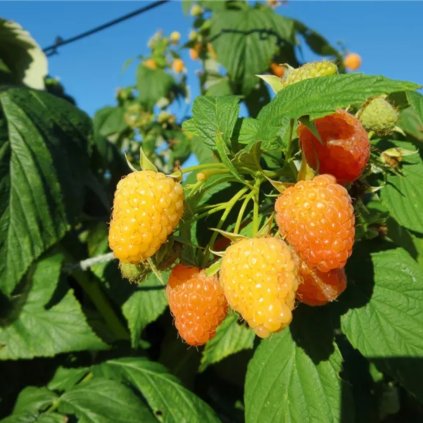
2, 1, 422, 116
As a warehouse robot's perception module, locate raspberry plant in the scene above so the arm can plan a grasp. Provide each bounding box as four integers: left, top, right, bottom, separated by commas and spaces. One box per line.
1, 2, 423, 422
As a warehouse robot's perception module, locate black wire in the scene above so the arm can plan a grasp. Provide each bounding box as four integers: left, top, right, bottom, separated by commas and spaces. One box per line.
43, 0, 169, 56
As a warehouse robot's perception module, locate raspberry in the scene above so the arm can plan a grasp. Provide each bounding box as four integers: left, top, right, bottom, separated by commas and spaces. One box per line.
167, 264, 228, 346
295, 256, 347, 306
109, 171, 184, 263
172, 58, 185, 73
275, 174, 355, 272
298, 110, 370, 184
358, 96, 399, 135
119, 262, 148, 284
190, 4, 203, 16
270, 63, 285, 78
219, 237, 299, 338
344, 53, 361, 71
281, 61, 337, 89
169, 31, 181, 44
143, 58, 157, 70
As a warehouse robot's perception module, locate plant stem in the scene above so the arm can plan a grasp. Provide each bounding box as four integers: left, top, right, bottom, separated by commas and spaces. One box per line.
180, 162, 225, 174
252, 177, 262, 236
73, 270, 129, 341
201, 187, 248, 267
234, 192, 253, 234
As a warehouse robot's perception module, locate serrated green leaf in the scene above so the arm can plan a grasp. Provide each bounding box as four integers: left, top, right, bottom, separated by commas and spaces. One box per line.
93, 357, 220, 423
10, 387, 58, 416
380, 140, 423, 233
0, 254, 107, 360
0, 87, 92, 294
210, 8, 294, 94
122, 273, 168, 348
233, 117, 259, 145
200, 313, 255, 372
58, 377, 155, 423
191, 96, 240, 148
137, 66, 174, 110
48, 367, 90, 392
341, 246, 423, 401
245, 307, 353, 423
406, 91, 423, 120
93, 106, 127, 137
0, 19, 48, 89
259, 73, 419, 121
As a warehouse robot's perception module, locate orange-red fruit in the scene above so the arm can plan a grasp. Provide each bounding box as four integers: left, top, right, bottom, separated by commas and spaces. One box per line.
299, 110, 370, 184
166, 264, 228, 346
344, 53, 362, 71
275, 174, 355, 272
270, 63, 285, 78
172, 58, 185, 73
296, 257, 347, 306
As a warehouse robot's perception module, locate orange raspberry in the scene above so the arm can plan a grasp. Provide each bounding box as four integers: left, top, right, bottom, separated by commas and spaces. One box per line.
270, 63, 285, 78
219, 237, 299, 338
298, 110, 370, 184
296, 256, 347, 306
344, 53, 361, 71
143, 58, 157, 70
167, 264, 228, 346
172, 58, 185, 73
275, 174, 355, 272
108, 171, 184, 263
189, 44, 201, 61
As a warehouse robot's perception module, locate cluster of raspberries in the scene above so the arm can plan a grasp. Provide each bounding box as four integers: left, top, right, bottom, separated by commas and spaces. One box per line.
108, 109, 370, 346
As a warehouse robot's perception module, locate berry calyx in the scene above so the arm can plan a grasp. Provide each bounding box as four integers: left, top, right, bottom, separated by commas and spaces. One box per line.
358, 96, 399, 135
167, 264, 228, 346
108, 170, 184, 263
298, 110, 370, 184
296, 256, 347, 306
275, 174, 355, 272
219, 237, 299, 338
344, 53, 361, 71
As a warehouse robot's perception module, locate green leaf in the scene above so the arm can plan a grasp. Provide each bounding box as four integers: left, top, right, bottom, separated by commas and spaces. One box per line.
245, 308, 353, 423
122, 273, 168, 348
341, 247, 423, 401
10, 387, 58, 415
210, 8, 294, 94
259, 73, 419, 122
93, 357, 220, 423
0, 254, 107, 360
48, 367, 90, 392
58, 377, 155, 423
200, 313, 255, 372
0, 87, 92, 294
93, 106, 127, 137
191, 96, 240, 148
233, 117, 259, 145
0, 19, 48, 89
137, 66, 174, 110
380, 140, 423, 233
294, 20, 341, 58
406, 91, 423, 120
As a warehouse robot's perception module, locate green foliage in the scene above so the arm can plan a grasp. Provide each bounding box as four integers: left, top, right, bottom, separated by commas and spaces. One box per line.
1, 2, 423, 422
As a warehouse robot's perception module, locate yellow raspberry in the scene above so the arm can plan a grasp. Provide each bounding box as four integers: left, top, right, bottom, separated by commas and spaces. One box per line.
172, 58, 185, 73
108, 171, 184, 263
169, 31, 181, 44
219, 237, 299, 338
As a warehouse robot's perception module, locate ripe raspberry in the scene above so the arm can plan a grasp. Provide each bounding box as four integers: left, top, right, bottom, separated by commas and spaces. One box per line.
219, 237, 299, 338
169, 31, 181, 44
275, 174, 355, 272
167, 264, 228, 346
172, 58, 185, 73
109, 171, 184, 263
358, 96, 399, 135
295, 256, 347, 306
344, 53, 361, 71
280, 61, 337, 89
143, 58, 157, 70
270, 63, 285, 78
298, 110, 370, 184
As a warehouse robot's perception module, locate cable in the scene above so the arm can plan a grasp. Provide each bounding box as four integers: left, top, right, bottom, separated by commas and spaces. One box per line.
43, 0, 169, 56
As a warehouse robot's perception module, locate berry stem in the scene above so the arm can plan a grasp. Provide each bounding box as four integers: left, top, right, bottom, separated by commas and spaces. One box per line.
201, 187, 249, 267
179, 162, 226, 174
252, 177, 262, 236
234, 192, 253, 234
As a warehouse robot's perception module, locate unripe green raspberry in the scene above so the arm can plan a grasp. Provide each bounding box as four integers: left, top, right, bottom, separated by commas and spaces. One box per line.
358, 96, 399, 135
281, 61, 338, 88
119, 262, 149, 283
